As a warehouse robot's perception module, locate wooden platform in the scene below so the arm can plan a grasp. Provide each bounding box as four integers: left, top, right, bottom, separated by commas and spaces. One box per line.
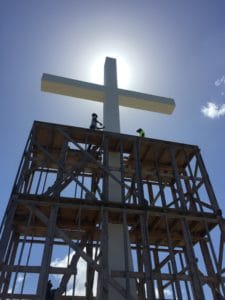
14, 194, 218, 247
32, 121, 198, 183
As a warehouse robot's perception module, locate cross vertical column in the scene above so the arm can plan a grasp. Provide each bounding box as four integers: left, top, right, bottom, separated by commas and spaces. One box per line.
104, 57, 120, 132
103, 58, 137, 299
104, 58, 121, 204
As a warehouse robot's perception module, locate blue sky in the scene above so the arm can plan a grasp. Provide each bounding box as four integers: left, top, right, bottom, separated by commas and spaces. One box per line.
1, 0, 225, 296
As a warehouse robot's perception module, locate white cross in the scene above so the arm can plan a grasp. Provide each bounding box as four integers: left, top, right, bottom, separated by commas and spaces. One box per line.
41, 57, 175, 299
41, 57, 175, 133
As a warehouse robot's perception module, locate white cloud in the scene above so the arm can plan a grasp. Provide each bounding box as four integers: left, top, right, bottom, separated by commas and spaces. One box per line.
164, 288, 173, 297
51, 251, 75, 268
215, 75, 225, 87
155, 287, 173, 298
201, 102, 225, 119
17, 274, 24, 283
51, 250, 97, 296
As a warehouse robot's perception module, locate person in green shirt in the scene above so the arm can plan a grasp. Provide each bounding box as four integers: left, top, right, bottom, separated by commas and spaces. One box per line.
136, 128, 145, 137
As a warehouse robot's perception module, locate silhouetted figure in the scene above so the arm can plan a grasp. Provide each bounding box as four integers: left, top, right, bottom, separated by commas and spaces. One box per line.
88, 113, 104, 152
45, 280, 54, 300
89, 113, 104, 130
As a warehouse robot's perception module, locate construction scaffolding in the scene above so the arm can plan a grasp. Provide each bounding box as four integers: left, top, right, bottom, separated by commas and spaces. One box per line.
0, 120, 225, 299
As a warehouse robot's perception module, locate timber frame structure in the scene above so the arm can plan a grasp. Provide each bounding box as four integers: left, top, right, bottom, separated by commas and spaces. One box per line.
0, 120, 225, 299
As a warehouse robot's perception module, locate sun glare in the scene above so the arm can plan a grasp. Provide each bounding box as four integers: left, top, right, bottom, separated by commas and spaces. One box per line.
90, 53, 131, 88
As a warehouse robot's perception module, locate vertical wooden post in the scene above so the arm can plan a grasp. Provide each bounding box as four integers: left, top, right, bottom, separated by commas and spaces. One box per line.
36, 205, 58, 299
0, 233, 19, 295
181, 218, 205, 299
179, 251, 192, 300
153, 248, 164, 299
200, 238, 222, 299
86, 240, 95, 299
195, 150, 219, 212
168, 145, 186, 211
0, 200, 17, 264
14, 131, 34, 194
37, 139, 68, 299
122, 211, 131, 299
139, 213, 156, 299
134, 139, 144, 205
136, 242, 145, 299
97, 135, 109, 300
164, 216, 183, 299
97, 209, 109, 300
152, 144, 167, 207
168, 261, 177, 299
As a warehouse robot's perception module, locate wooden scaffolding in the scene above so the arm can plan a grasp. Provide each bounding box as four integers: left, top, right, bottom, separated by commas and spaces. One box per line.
0, 120, 225, 299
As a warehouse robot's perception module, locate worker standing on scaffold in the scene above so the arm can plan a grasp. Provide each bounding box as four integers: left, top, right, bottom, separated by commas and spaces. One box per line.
136, 128, 145, 137
89, 113, 104, 130
88, 113, 104, 152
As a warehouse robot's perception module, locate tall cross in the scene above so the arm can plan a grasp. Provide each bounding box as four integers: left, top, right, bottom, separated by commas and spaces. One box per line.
41, 57, 175, 299
41, 57, 175, 133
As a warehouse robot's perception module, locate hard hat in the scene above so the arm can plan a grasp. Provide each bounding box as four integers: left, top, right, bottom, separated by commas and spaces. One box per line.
136, 128, 142, 132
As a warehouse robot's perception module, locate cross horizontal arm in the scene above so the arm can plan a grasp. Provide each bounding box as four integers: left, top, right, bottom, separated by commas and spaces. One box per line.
41, 73, 175, 114
41, 73, 105, 103
118, 88, 175, 114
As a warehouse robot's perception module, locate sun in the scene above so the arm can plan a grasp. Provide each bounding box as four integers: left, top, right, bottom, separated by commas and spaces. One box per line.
89, 53, 131, 88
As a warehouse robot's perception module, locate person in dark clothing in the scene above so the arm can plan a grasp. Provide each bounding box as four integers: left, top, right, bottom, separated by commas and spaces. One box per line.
88, 113, 104, 152
45, 280, 53, 300
136, 128, 145, 137
89, 113, 104, 130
